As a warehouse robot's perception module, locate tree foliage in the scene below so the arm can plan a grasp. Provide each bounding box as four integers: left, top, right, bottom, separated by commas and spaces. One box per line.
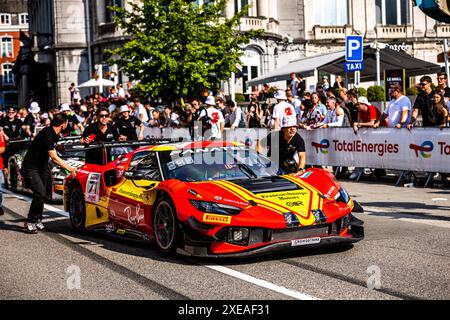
106, 0, 263, 101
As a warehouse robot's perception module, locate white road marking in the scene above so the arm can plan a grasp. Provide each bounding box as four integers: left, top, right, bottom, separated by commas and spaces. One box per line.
431, 198, 448, 202
3, 190, 69, 217
4, 189, 320, 300
200, 264, 320, 300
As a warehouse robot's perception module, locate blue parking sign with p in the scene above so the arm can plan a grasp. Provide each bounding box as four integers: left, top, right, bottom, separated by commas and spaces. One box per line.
346, 36, 363, 62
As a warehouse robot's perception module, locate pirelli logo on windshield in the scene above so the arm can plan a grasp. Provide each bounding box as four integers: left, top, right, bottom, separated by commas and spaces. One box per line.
203, 214, 232, 224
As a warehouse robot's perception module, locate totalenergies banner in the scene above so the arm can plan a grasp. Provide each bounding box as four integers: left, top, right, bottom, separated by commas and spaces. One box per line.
305, 128, 450, 173
142, 127, 450, 173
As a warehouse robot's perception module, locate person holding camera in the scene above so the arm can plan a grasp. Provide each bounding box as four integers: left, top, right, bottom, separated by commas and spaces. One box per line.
258, 116, 306, 174
246, 100, 263, 128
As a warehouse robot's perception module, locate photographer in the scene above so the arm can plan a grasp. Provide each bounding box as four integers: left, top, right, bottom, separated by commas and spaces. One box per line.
258, 116, 306, 174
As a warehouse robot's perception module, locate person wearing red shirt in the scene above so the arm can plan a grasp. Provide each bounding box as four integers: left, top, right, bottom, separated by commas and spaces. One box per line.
0, 129, 6, 215
353, 96, 381, 131
350, 96, 382, 180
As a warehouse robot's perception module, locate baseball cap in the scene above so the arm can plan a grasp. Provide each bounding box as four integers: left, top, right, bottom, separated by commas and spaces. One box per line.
281, 116, 298, 128
357, 96, 370, 106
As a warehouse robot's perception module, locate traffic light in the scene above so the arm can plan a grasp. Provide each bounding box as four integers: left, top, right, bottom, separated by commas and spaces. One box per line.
414, 0, 450, 23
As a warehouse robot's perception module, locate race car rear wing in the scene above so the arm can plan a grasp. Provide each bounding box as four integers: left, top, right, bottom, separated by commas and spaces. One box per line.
61, 137, 184, 165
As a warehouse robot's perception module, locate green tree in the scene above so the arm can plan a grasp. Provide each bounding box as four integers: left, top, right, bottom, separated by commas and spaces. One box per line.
106, 0, 262, 101
367, 85, 385, 102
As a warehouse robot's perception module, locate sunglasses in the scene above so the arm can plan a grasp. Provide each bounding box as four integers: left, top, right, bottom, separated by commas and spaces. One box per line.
419, 82, 429, 86
98, 114, 109, 118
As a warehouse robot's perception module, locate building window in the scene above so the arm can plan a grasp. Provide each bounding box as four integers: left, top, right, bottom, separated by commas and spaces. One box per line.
376, 0, 410, 25
105, 0, 123, 23
235, 0, 249, 15
2, 64, 14, 85
1, 38, 13, 58
19, 13, 29, 25
314, 0, 348, 26
0, 14, 11, 25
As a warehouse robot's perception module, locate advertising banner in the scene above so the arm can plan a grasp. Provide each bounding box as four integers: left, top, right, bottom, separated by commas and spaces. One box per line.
305, 128, 450, 173
142, 127, 450, 173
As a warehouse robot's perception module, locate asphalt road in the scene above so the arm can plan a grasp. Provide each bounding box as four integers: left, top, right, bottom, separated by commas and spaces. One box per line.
1, 181, 449, 301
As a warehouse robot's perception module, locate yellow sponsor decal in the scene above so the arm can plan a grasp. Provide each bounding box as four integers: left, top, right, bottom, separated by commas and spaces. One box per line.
203, 214, 232, 225
258, 189, 314, 222
115, 180, 157, 205
116, 229, 126, 235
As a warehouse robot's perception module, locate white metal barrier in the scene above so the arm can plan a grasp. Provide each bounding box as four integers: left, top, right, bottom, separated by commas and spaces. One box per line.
142, 127, 450, 174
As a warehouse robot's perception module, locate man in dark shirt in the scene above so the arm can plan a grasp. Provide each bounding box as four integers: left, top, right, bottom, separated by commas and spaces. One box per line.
0, 107, 25, 176
113, 105, 144, 141
0, 107, 24, 139
437, 72, 450, 98
258, 116, 306, 173
20, 113, 76, 233
408, 76, 437, 128
81, 107, 120, 165
60, 103, 84, 136
345, 89, 359, 125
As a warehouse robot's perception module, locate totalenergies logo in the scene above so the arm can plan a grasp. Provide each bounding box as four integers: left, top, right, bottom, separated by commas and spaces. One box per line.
312, 139, 330, 154
410, 141, 434, 158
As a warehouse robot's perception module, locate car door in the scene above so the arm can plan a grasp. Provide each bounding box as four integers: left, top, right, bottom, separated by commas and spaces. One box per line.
108, 151, 161, 235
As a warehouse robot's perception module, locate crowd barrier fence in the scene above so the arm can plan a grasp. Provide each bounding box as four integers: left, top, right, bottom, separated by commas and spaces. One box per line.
142, 127, 450, 174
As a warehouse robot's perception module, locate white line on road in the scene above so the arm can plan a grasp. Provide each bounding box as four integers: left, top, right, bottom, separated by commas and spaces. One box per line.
431, 198, 448, 202
4, 189, 320, 300
200, 264, 320, 300
4, 190, 69, 217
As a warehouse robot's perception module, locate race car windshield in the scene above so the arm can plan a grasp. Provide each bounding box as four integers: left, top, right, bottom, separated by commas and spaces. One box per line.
160, 148, 278, 182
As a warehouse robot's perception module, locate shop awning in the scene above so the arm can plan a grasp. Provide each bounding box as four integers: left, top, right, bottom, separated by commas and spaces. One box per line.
247, 50, 346, 86
247, 45, 442, 86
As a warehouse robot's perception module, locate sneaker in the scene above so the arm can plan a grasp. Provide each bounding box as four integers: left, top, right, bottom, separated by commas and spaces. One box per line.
36, 220, 45, 231
24, 222, 38, 234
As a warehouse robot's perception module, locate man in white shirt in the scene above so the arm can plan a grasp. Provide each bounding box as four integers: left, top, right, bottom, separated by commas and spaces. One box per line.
117, 84, 126, 99
131, 98, 149, 124
199, 96, 225, 140
319, 97, 345, 128
226, 100, 245, 129
374, 84, 411, 128
272, 90, 296, 130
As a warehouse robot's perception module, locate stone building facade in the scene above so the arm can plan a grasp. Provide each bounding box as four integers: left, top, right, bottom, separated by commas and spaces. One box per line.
20, 0, 450, 105
286, 0, 449, 89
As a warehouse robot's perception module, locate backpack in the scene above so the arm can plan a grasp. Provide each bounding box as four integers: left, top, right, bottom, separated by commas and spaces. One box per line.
198, 107, 212, 131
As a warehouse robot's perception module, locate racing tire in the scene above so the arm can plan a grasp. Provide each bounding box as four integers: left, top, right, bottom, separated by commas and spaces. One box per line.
153, 197, 181, 255
69, 187, 86, 232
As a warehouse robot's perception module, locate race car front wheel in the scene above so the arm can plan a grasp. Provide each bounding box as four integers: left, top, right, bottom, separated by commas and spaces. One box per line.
153, 198, 180, 254
69, 187, 86, 232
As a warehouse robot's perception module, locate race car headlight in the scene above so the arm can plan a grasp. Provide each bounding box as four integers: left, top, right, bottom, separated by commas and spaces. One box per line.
189, 200, 242, 215
334, 187, 350, 204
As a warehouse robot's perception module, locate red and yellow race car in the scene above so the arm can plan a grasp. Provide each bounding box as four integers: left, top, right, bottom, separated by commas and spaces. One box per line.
64, 140, 364, 258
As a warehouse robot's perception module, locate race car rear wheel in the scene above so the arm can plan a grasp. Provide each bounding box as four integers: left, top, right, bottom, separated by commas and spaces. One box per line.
153, 198, 180, 254
69, 187, 86, 232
